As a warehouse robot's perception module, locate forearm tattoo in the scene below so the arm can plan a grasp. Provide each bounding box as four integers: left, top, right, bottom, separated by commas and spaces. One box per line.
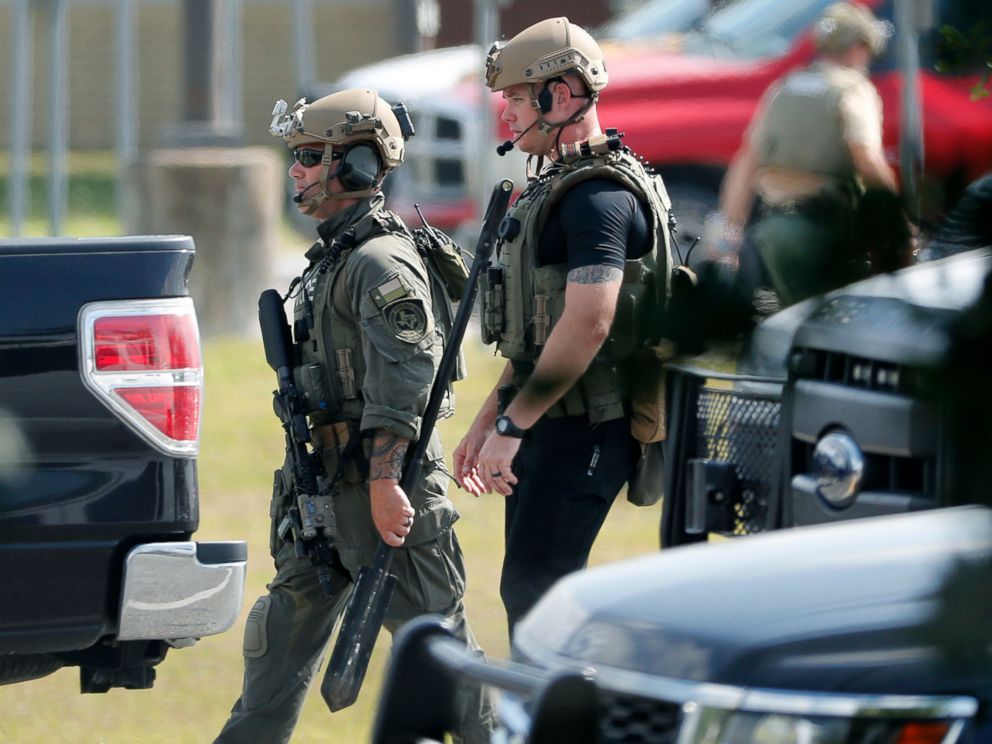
567, 265, 623, 284
369, 431, 410, 481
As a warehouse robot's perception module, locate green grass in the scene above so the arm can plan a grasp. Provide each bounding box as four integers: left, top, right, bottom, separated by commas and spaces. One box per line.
0, 152, 120, 237
0, 336, 663, 743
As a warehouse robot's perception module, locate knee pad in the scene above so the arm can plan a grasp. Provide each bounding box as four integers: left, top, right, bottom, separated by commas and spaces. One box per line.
243, 595, 272, 659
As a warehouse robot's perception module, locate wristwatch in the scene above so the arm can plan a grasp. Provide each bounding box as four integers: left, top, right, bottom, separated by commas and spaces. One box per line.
494, 414, 528, 438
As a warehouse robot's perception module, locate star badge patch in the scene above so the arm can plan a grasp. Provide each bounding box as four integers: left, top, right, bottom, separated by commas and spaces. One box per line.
384, 299, 429, 342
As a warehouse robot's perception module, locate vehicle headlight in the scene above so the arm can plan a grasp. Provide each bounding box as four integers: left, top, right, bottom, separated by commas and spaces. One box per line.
680, 703, 956, 744
812, 431, 864, 508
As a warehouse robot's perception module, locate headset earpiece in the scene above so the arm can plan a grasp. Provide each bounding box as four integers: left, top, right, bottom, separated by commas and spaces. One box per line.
338, 144, 381, 192
537, 85, 553, 115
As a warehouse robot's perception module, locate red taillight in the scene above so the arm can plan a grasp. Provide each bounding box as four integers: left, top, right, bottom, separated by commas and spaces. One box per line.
80, 299, 202, 457
894, 722, 951, 744
116, 386, 201, 441
94, 314, 200, 371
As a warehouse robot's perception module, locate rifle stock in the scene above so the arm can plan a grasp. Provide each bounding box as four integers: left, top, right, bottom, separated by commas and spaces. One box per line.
321, 179, 515, 712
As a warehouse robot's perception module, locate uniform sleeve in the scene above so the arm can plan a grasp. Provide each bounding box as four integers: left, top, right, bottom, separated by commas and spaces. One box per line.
745, 81, 781, 153
556, 179, 647, 272
346, 235, 437, 441
839, 79, 884, 149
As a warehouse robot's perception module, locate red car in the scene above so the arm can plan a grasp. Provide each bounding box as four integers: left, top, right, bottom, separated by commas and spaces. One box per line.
397, 0, 992, 241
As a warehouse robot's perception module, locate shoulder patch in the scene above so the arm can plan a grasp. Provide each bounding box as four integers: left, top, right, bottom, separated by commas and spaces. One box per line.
383, 298, 429, 343
369, 275, 413, 309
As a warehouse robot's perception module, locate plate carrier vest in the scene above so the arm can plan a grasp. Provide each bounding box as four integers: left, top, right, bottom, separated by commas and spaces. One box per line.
291, 206, 465, 442
480, 146, 673, 424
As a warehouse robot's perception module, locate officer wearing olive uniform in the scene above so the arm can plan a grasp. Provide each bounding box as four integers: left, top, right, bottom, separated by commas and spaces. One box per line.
454, 18, 673, 636
214, 89, 491, 744
719, 1, 898, 306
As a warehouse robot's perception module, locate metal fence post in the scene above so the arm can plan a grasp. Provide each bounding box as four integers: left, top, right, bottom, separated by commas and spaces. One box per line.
895, 0, 930, 223
116, 0, 138, 230
47, 0, 70, 235
291, 0, 315, 97
9, 0, 33, 237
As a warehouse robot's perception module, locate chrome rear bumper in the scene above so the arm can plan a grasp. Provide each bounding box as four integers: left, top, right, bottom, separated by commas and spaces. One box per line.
118, 541, 246, 643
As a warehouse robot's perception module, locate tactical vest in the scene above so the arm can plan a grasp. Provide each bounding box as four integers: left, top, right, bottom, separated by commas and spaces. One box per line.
754, 63, 870, 184
480, 148, 672, 423
291, 205, 463, 475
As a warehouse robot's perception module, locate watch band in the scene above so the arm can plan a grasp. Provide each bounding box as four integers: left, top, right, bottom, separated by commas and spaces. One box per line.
495, 414, 528, 438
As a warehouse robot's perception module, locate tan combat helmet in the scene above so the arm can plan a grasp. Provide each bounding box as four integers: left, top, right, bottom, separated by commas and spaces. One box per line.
814, 2, 892, 57
485, 17, 607, 133
269, 87, 413, 206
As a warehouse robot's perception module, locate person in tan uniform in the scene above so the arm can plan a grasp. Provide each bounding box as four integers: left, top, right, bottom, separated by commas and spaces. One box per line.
719, 1, 898, 306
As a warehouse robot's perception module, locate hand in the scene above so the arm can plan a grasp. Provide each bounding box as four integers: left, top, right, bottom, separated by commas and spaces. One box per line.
369, 479, 415, 547
476, 431, 522, 497
453, 424, 489, 497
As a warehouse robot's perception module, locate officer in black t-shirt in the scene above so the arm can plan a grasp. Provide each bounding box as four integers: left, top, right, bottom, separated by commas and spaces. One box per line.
455, 17, 672, 636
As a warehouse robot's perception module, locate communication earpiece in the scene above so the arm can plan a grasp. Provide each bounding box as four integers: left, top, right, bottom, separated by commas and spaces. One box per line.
338, 144, 381, 192
537, 84, 553, 115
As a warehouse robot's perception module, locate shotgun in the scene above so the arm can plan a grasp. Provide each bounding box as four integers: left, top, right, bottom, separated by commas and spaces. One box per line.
321, 178, 514, 712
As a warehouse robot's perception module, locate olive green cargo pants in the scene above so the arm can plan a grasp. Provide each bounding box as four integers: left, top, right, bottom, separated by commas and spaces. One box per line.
752, 206, 865, 307
213, 528, 493, 744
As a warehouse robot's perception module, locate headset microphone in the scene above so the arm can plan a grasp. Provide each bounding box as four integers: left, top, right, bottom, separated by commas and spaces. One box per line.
495, 120, 538, 157
292, 181, 322, 204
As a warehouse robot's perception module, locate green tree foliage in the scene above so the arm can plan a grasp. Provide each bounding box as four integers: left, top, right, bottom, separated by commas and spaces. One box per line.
935, 1, 992, 99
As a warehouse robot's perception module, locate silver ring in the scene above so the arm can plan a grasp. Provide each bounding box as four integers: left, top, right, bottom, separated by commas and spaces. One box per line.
405, 517, 413, 527
491, 471, 503, 478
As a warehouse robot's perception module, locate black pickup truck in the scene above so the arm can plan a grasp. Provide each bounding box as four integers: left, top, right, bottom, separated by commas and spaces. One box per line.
0, 236, 246, 692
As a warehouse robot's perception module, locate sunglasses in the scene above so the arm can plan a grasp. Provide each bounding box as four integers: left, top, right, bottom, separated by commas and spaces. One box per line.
292, 147, 342, 168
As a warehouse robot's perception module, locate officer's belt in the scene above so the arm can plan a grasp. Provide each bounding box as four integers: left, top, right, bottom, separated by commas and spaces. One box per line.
760, 185, 857, 219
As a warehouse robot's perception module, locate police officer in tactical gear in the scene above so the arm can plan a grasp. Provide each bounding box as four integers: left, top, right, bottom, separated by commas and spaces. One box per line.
454, 17, 673, 636
719, 1, 898, 306
214, 88, 492, 744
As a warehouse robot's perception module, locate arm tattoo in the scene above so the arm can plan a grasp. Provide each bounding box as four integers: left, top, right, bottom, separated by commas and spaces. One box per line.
369, 430, 410, 481
567, 265, 623, 284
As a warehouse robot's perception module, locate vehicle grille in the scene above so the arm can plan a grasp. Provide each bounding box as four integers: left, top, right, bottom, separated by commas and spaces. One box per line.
696, 385, 782, 534
797, 347, 924, 395
599, 689, 682, 744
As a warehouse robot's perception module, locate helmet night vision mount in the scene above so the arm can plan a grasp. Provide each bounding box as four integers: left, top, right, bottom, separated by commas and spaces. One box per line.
270, 88, 415, 206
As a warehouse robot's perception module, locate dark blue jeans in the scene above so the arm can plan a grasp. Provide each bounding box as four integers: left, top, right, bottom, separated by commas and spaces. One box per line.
500, 414, 640, 637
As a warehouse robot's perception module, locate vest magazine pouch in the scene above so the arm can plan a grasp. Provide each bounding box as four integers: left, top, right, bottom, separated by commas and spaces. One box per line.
530, 265, 567, 349
629, 346, 668, 444
480, 266, 503, 344
627, 440, 664, 507
495, 262, 527, 357
609, 278, 651, 360
579, 363, 624, 423
295, 362, 333, 415
429, 232, 470, 300
411, 224, 470, 301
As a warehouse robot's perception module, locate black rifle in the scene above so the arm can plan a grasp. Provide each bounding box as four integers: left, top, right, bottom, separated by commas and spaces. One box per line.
258, 288, 349, 598
321, 179, 515, 712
